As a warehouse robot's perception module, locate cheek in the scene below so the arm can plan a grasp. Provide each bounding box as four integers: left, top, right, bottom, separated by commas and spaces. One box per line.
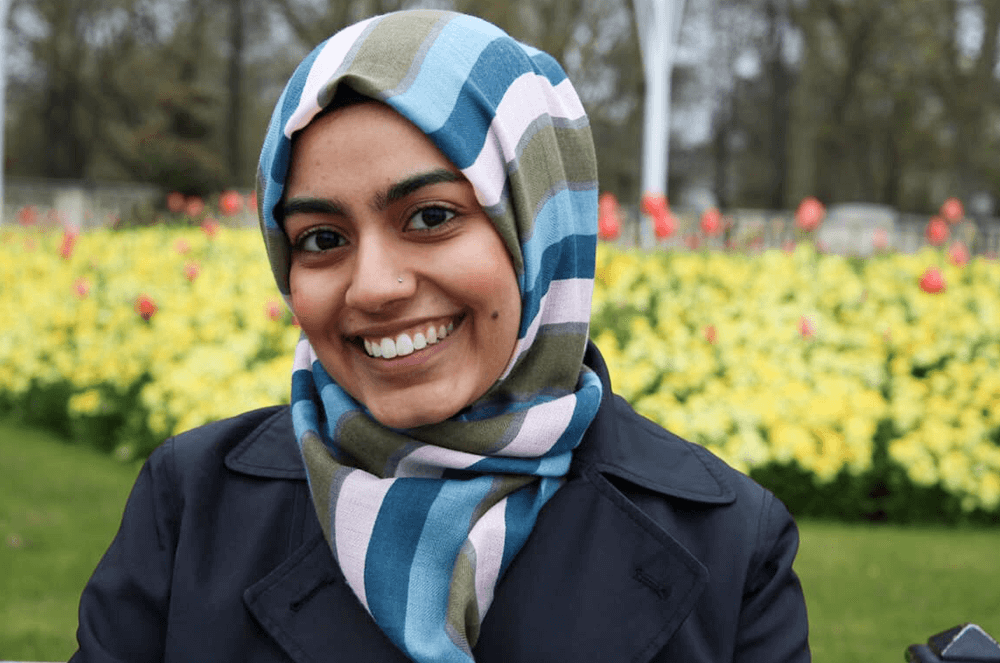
476, 258, 521, 359
288, 267, 331, 328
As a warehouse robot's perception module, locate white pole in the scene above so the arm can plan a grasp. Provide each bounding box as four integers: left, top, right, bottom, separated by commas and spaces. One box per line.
635, 0, 686, 199
0, 0, 9, 224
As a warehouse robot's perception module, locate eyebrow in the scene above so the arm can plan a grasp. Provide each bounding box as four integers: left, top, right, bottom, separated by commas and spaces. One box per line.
280, 197, 345, 220
280, 168, 463, 222
374, 169, 463, 210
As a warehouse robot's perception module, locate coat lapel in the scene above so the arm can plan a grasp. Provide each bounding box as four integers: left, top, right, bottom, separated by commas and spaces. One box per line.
243, 528, 413, 662
473, 465, 710, 663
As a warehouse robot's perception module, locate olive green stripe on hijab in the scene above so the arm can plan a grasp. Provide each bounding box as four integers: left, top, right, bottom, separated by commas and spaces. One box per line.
301, 431, 340, 541
503, 122, 599, 244
495, 326, 591, 396
326, 11, 447, 103
446, 545, 479, 655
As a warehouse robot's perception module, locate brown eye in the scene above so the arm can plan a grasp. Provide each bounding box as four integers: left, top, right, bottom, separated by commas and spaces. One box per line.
408, 206, 456, 231
298, 228, 346, 252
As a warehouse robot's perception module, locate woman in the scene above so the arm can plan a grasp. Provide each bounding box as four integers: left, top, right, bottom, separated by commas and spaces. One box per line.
72, 9, 809, 663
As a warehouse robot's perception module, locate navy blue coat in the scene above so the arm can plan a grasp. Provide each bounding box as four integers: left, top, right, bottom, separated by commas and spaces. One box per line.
71, 344, 810, 662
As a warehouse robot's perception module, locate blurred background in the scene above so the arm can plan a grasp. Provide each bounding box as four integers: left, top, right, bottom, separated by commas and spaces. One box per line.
3, 3, 1000, 661
2, 0, 999, 219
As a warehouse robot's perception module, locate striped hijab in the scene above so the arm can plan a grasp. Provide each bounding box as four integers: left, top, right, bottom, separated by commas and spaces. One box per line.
256, 10, 602, 662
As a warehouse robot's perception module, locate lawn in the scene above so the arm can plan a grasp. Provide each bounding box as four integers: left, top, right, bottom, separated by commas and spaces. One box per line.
1, 418, 998, 662
0, 418, 141, 662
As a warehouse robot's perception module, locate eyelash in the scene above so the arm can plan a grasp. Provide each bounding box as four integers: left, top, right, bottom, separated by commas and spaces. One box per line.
291, 204, 458, 253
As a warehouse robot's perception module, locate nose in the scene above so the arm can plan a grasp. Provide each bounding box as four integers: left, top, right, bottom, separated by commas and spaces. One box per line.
344, 230, 414, 312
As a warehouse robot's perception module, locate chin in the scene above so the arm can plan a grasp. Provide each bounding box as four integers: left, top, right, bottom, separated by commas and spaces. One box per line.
369, 402, 458, 430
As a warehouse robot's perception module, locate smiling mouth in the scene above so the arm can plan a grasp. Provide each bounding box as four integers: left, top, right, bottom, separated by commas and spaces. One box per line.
356, 314, 464, 359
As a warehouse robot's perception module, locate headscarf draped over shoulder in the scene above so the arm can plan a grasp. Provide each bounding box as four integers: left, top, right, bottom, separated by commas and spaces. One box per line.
256, 10, 602, 663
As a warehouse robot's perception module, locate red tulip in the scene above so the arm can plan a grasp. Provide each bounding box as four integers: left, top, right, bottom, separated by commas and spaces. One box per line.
219, 190, 244, 216
642, 193, 675, 240
919, 267, 946, 294
597, 192, 620, 240
948, 241, 969, 267
135, 294, 158, 321
74, 277, 91, 299
58, 226, 79, 260
925, 217, 949, 246
799, 315, 816, 338
705, 325, 717, 344
795, 197, 825, 232
641, 192, 667, 217
175, 238, 191, 255
167, 192, 186, 214
700, 207, 722, 236
17, 205, 39, 226
265, 300, 283, 321
940, 197, 963, 224
185, 196, 205, 218
183, 261, 200, 281
685, 234, 700, 249
782, 240, 796, 253
653, 211, 676, 240
201, 219, 220, 239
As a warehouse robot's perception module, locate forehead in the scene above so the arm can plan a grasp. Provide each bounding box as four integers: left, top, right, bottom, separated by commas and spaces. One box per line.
286, 101, 457, 188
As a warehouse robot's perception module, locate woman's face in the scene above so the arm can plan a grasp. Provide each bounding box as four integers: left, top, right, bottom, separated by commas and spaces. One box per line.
283, 101, 521, 429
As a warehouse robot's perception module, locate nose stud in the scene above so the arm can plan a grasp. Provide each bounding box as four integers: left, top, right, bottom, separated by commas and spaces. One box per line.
397, 277, 404, 283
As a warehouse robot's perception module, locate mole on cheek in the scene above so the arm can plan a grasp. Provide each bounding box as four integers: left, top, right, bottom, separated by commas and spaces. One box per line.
491, 311, 499, 320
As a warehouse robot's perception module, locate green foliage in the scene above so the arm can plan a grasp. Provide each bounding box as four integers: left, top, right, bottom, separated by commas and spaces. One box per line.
752, 419, 1000, 526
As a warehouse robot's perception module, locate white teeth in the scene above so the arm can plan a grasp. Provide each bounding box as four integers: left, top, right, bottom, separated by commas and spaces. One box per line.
396, 333, 414, 356
361, 318, 459, 358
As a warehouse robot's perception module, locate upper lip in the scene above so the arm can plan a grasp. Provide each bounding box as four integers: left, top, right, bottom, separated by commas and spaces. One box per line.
344, 314, 462, 340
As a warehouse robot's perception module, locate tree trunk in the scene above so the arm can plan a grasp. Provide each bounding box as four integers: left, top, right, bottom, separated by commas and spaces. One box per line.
765, 0, 792, 209
227, 0, 244, 182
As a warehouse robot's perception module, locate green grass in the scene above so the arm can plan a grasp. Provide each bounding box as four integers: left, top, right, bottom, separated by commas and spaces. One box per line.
0, 418, 141, 661
794, 520, 1000, 661
1, 419, 999, 662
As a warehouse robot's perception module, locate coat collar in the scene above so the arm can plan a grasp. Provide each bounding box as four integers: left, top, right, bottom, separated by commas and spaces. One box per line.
225, 342, 735, 506
575, 341, 736, 504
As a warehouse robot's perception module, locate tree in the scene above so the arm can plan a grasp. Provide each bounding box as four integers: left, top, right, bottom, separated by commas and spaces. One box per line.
783, 0, 1000, 212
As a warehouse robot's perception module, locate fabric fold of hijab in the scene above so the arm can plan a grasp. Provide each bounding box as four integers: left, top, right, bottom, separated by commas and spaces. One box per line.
256, 10, 602, 663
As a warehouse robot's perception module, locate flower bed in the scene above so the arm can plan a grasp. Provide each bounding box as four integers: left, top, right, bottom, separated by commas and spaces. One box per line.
593, 244, 1000, 522
2, 225, 998, 522
0, 225, 298, 459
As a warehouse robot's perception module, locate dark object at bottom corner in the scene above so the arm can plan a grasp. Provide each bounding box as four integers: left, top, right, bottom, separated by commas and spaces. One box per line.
905, 623, 1000, 662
